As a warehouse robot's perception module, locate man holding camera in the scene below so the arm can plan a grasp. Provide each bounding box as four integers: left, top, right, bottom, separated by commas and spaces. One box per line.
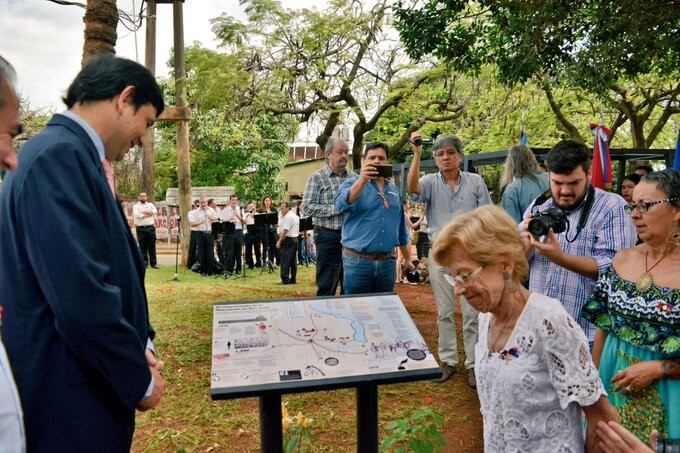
335, 142, 414, 294
521, 140, 636, 343
407, 132, 491, 386
302, 137, 356, 296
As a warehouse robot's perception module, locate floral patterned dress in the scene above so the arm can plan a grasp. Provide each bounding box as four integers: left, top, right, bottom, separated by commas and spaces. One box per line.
583, 266, 680, 441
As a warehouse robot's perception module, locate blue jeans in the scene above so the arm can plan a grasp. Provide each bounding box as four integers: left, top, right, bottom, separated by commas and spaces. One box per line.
342, 254, 396, 295
314, 229, 343, 296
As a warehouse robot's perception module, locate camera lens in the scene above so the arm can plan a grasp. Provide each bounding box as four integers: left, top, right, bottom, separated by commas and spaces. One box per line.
528, 216, 552, 237
413, 138, 423, 146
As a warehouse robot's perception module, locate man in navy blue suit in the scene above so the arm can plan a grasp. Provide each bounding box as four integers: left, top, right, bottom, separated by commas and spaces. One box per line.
0, 55, 166, 452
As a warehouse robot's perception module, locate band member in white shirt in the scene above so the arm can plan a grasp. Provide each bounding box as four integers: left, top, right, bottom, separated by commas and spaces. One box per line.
219, 195, 244, 275
133, 192, 158, 268
243, 201, 261, 269
188, 196, 218, 275
276, 202, 300, 284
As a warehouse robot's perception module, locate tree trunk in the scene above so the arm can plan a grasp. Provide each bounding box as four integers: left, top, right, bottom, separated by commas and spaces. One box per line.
351, 125, 364, 169
142, 0, 157, 200
82, 0, 118, 66
173, 0, 193, 266
540, 80, 585, 144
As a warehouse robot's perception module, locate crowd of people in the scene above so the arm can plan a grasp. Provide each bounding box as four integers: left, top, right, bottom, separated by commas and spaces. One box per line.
0, 51, 678, 453
181, 194, 316, 285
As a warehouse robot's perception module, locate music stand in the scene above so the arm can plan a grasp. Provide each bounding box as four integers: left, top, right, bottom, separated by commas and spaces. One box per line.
299, 217, 314, 267
255, 212, 278, 274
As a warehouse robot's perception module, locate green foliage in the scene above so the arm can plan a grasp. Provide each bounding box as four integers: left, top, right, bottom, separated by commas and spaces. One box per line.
381, 407, 446, 453
154, 45, 297, 201
394, 0, 679, 89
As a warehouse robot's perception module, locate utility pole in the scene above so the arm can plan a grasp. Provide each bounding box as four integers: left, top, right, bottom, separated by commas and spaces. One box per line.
172, 0, 192, 265
142, 0, 157, 200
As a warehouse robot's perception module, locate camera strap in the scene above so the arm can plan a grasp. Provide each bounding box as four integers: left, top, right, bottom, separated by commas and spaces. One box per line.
566, 184, 596, 243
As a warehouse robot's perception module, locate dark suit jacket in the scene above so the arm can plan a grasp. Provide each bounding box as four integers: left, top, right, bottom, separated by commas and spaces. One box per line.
0, 114, 154, 452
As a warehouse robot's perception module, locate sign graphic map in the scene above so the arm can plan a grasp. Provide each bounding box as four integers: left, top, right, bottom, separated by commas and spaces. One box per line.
211, 294, 439, 396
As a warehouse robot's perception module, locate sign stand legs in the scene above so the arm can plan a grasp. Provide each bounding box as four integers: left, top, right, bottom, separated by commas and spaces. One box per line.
259, 393, 283, 452
356, 383, 379, 452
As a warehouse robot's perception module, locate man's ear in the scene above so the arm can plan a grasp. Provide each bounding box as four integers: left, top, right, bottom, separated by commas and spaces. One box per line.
115, 85, 136, 114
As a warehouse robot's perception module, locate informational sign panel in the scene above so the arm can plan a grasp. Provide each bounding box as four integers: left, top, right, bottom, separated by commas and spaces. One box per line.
211, 294, 439, 398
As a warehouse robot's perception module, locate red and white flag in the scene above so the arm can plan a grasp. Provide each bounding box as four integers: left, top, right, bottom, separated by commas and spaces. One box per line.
589, 123, 613, 190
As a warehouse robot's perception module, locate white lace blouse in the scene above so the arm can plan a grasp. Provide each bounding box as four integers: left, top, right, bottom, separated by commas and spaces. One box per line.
475, 293, 606, 453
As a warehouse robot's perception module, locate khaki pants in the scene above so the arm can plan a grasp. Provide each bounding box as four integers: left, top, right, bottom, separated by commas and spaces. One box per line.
428, 249, 479, 369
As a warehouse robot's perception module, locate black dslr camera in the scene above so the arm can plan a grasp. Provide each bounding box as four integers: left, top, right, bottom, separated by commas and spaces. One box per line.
528, 207, 568, 237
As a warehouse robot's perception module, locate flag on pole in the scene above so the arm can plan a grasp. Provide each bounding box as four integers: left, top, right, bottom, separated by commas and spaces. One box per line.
519, 128, 528, 146
589, 123, 613, 190
673, 128, 680, 171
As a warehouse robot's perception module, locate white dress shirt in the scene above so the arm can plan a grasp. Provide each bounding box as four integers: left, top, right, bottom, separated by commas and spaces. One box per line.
188, 207, 217, 232
280, 210, 300, 238
132, 202, 157, 227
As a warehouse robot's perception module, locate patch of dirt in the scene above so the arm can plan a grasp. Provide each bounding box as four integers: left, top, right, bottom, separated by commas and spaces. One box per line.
395, 282, 483, 451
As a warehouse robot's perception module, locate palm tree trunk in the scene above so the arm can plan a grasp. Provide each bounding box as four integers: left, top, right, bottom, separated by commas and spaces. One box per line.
82, 0, 118, 65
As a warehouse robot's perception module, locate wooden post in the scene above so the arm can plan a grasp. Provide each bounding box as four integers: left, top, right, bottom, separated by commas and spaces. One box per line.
142, 0, 157, 200
173, 0, 192, 265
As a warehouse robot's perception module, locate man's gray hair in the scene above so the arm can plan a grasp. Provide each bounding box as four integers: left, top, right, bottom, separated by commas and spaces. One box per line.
433, 135, 464, 157
324, 137, 346, 156
0, 55, 18, 107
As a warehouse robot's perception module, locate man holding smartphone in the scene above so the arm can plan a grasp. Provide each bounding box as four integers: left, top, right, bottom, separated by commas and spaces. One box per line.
335, 142, 414, 294
407, 131, 492, 386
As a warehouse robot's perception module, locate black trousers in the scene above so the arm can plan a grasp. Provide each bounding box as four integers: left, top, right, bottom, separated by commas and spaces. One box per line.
280, 237, 298, 283
314, 229, 343, 296
187, 230, 200, 269
260, 227, 278, 265
222, 230, 244, 273
196, 231, 215, 275
136, 225, 157, 267
244, 230, 261, 268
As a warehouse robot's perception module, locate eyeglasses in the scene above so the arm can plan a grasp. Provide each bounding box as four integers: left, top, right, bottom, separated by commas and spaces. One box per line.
443, 265, 484, 287
434, 150, 459, 158
624, 198, 679, 214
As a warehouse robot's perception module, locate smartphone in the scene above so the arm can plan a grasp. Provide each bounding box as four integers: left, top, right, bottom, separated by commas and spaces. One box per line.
374, 164, 393, 178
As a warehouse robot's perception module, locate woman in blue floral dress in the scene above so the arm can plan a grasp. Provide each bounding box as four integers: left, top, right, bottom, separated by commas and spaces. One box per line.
584, 169, 680, 442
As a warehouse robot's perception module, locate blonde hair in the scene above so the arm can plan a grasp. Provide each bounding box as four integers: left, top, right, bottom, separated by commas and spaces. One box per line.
432, 205, 529, 282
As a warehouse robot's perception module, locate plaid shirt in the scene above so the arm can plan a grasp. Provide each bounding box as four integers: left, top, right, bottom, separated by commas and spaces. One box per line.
521, 188, 637, 342
302, 166, 356, 230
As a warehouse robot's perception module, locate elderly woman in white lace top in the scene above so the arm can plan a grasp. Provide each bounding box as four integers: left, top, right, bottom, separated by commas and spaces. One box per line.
432, 205, 619, 452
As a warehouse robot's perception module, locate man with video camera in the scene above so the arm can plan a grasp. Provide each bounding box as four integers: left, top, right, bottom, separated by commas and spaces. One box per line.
520, 140, 636, 344
407, 131, 492, 386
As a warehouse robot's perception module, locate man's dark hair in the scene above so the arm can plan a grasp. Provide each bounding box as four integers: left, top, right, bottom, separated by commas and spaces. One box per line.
635, 165, 654, 175
546, 140, 591, 174
63, 54, 164, 116
362, 142, 390, 159
280, 201, 290, 209
643, 169, 680, 209
229, 195, 238, 201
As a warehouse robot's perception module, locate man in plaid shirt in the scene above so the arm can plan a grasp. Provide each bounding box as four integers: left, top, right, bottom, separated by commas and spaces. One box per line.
302, 137, 356, 295
520, 140, 637, 343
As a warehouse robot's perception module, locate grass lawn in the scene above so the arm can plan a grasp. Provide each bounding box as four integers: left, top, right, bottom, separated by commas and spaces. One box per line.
132, 264, 481, 452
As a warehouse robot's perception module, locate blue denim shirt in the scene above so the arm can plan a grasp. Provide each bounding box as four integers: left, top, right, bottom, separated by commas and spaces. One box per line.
335, 177, 409, 253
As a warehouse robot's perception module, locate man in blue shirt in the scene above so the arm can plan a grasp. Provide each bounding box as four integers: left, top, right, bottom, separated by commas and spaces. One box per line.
335, 142, 414, 294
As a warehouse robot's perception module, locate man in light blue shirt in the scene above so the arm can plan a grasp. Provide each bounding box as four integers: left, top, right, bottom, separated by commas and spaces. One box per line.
0, 54, 26, 453
335, 142, 414, 294
407, 132, 492, 386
